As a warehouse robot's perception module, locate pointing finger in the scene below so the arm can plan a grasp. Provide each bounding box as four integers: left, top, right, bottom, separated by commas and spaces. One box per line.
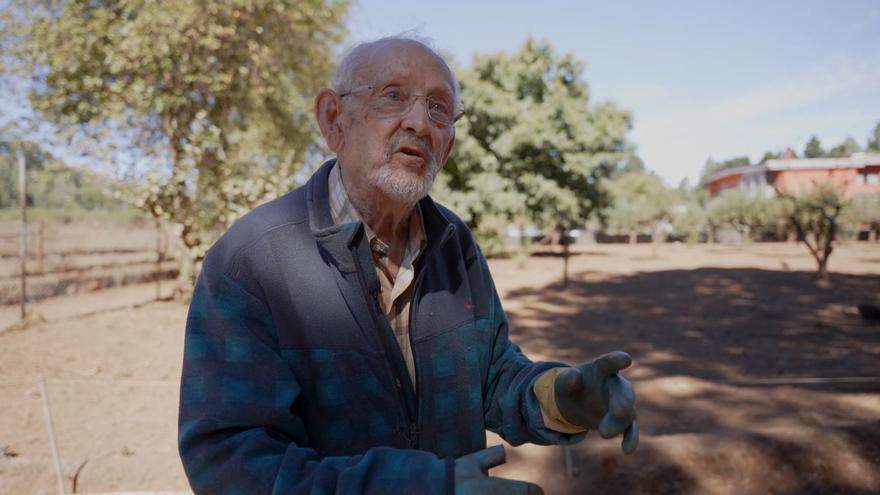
598, 412, 633, 438
606, 375, 636, 419
622, 420, 639, 454
594, 351, 632, 377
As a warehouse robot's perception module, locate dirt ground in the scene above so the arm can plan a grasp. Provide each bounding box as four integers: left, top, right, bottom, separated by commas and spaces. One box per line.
1, 242, 879, 494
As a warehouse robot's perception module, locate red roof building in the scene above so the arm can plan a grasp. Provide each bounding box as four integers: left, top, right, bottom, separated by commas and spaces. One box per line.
703, 153, 880, 198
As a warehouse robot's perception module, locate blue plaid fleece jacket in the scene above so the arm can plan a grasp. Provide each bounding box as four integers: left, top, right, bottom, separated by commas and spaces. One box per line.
178, 160, 584, 494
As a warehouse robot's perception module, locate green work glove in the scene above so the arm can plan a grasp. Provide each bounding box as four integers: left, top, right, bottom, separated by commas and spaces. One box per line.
454, 445, 543, 495
554, 351, 639, 454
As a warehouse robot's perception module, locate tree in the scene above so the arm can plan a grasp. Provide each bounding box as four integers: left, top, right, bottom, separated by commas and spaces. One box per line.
617, 153, 645, 176
759, 150, 783, 164
669, 199, 705, 243
706, 189, 762, 242
844, 194, 880, 241
433, 38, 631, 260
2, 0, 348, 295
0, 138, 47, 208
828, 137, 861, 158
776, 183, 849, 278
603, 171, 675, 244
867, 121, 880, 152
667, 180, 705, 243
705, 190, 788, 243
804, 135, 825, 158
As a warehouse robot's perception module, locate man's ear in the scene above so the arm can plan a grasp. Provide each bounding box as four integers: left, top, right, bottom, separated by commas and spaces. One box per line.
315, 88, 343, 152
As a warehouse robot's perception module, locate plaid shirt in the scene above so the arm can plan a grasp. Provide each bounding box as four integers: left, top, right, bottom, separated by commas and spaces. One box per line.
328, 163, 426, 387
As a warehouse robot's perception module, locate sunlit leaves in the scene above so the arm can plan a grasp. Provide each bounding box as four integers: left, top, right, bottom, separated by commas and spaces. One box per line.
3, 0, 348, 291
436, 38, 632, 253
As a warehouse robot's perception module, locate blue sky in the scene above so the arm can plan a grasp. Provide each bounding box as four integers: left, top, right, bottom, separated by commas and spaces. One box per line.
347, 0, 880, 185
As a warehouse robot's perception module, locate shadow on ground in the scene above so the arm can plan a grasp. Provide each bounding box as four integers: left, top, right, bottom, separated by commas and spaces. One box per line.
506, 268, 880, 386
500, 267, 880, 494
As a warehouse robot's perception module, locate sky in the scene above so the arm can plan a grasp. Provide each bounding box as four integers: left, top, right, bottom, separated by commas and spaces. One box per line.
346, 0, 880, 186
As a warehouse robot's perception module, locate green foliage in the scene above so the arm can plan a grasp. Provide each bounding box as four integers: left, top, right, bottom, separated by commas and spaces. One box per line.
669, 199, 705, 243
602, 171, 675, 242
803, 135, 825, 158
843, 194, 880, 239
759, 151, 783, 164
0, 137, 128, 211
776, 183, 849, 277
827, 137, 861, 158
615, 153, 645, 176
706, 190, 788, 242
433, 38, 631, 254
3, 0, 348, 292
867, 122, 880, 152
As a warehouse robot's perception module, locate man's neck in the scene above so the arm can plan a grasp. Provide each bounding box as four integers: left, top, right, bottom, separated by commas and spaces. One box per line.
340, 168, 415, 254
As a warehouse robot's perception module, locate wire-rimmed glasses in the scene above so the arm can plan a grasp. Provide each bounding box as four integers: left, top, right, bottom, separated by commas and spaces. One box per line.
339, 85, 464, 126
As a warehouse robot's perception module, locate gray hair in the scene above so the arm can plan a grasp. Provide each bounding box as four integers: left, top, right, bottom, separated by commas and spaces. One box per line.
330, 34, 462, 112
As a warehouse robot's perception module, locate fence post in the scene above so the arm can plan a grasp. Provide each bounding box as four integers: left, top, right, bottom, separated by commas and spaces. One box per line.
38, 220, 45, 273
155, 218, 162, 300
18, 150, 27, 321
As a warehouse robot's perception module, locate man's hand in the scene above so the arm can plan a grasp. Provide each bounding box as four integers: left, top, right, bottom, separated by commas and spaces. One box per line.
554, 351, 639, 454
455, 445, 543, 495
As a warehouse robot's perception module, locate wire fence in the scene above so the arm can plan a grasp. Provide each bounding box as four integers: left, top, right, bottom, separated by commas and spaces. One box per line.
0, 218, 179, 309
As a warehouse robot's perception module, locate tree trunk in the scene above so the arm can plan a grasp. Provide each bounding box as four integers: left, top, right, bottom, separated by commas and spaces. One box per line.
816, 258, 829, 279
562, 241, 570, 288
651, 232, 659, 259
173, 245, 204, 301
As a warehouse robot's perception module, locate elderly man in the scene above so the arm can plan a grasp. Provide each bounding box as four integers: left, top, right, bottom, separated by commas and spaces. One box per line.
178, 36, 637, 495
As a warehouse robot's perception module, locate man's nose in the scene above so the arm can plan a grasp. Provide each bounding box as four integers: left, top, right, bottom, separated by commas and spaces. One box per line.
400, 96, 432, 136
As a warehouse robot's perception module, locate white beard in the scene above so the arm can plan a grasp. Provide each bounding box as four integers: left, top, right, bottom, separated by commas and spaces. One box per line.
371, 157, 443, 204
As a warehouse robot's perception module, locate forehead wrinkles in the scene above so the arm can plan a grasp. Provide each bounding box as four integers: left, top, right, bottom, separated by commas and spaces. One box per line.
356, 44, 456, 98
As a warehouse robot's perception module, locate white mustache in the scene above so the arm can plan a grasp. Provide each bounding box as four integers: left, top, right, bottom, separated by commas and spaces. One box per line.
385, 133, 434, 164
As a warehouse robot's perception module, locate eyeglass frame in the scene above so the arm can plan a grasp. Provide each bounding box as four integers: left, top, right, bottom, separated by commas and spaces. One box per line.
338, 84, 465, 126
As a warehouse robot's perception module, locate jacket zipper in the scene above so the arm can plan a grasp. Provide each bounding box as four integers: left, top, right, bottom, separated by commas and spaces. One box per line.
351, 230, 420, 447
407, 224, 456, 449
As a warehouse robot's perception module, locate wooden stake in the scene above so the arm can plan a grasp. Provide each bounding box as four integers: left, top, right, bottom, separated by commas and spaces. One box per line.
18, 151, 27, 321
39, 374, 66, 495
37, 220, 45, 273
155, 218, 162, 300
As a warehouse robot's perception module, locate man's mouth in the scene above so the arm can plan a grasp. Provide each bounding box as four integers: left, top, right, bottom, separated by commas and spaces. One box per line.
397, 145, 427, 161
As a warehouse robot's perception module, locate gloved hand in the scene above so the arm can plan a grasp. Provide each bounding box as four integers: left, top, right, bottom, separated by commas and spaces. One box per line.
454, 445, 543, 495
554, 351, 638, 454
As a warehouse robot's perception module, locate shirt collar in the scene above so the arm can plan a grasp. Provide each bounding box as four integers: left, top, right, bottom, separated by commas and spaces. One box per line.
327, 161, 427, 255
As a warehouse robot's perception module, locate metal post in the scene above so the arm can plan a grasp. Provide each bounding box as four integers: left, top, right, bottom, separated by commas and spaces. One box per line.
18, 150, 27, 321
